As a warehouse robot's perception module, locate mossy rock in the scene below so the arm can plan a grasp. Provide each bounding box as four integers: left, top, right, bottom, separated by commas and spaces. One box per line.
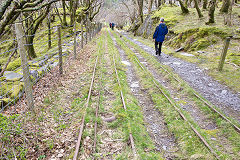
0, 76, 6, 81
6, 58, 21, 71
0, 98, 11, 107
10, 83, 23, 99
190, 154, 206, 160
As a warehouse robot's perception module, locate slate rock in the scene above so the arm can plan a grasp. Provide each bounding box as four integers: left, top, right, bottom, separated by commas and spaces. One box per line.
197, 51, 205, 54
180, 52, 195, 57
30, 70, 39, 79
221, 90, 227, 95
208, 83, 213, 87
4, 71, 23, 81
49, 62, 58, 68
175, 47, 184, 52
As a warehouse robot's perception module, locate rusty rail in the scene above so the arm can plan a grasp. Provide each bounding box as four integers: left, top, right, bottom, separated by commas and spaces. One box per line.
112, 54, 138, 159
73, 56, 99, 160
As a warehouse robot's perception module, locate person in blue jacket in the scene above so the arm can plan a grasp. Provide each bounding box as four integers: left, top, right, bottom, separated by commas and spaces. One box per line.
111, 23, 115, 30
153, 18, 168, 56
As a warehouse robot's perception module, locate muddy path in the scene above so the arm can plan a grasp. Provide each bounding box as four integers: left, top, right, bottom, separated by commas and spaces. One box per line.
110, 33, 181, 159
117, 34, 240, 159
121, 32, 240, 124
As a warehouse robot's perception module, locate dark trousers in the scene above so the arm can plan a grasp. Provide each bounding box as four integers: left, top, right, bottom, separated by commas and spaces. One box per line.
155, 41, 163, 55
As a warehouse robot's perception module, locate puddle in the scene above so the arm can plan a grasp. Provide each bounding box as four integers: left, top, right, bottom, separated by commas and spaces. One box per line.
131, 81, 139, 88
141, 62, 148, 65
121, 61, 131, 66
173, 62, 182, 65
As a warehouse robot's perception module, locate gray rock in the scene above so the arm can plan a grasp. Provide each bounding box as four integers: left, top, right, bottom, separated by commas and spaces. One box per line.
62, 53, 68, 56
197, 51, 205, 54
180, 52, 195, 57
54, 55, 59, 59
39, 60, 47, 67
4, 71, 23, 81
175, 47, 184, 52
49, 62, 58, 68
221, 90, 227, 95
162, 145, 167, 150
173, 62, 181, 65
131, 81, 139, 88
208, 83, 213, 87
30, 70, 39, 79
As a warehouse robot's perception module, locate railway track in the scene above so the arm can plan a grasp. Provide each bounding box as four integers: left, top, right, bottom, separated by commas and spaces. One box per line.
73, 55, 99, 160
111, 31, 240, 159
73, 34, 138, 159
112, 54, 138, 159
134, 56, 220, 159
119, 32, 240, 133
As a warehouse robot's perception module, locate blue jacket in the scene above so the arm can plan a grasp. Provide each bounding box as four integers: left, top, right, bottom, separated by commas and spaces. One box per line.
153, 23, 168, 42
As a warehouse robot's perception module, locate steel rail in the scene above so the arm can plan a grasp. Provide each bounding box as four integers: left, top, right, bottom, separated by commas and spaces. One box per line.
93, 54, 103, 153
73, 56, 99, 160
112, 54, 137, 159
119, 32, 240, 133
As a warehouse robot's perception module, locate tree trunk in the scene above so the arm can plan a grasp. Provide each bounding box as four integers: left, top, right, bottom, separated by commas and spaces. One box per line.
157, 0, 161, 7
148, 0, 153, 14
220, 0, 230, 13
226, 0, 234, 26
203, 0, 208, 9
185, 0, 189, 7
135, 0, 144, 23
26, 36, 36, 59
62, 0, 68, 26
47, 15, 51, 49
206, 0, 216, 24
194, 0, 203, 18
178, 0, 189, 14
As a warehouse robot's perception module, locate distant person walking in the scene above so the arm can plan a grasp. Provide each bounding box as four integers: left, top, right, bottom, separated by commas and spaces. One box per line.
109, 23, 112, 29
153, 18, 168, 56
111, 23, 115, 30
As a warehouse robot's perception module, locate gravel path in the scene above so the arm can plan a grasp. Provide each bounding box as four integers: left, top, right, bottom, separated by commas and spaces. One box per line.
122, 33, 240, 123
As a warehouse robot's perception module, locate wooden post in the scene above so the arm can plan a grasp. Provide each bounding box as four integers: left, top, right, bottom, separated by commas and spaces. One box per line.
47, 14, 51, 49
57, 25, 63, 74
85, 14, 88, 44
15, 22, 34, 111
73, 22, 77, 59
89, 22, 92, 41
218, 37, 230, 71
81, 19, 84, 49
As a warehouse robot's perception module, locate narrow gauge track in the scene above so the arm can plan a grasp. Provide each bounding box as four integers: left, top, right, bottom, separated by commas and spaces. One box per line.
73, 55, 100, 160
73, 34, 137, 159
115, 32, 222, 159
112, 54, 138, 159
119, 32, 240, 133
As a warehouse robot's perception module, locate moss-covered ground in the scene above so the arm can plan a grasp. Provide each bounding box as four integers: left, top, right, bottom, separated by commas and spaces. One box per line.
0, 15, 87, 108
